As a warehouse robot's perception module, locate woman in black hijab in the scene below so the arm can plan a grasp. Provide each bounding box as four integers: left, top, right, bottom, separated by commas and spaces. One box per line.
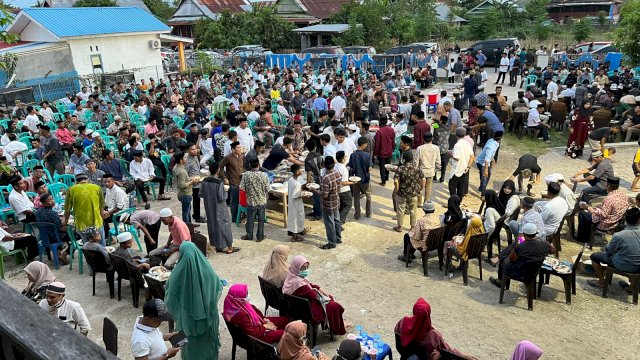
332, 339, 362, 360
483, 180, 519, 237
443, 195, 465, 224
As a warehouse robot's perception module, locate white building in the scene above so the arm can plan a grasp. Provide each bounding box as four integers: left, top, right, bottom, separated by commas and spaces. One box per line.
2, 7, 170, 100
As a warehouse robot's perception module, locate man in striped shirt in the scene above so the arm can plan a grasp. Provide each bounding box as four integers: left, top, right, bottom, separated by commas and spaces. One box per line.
311, 156, 342, 249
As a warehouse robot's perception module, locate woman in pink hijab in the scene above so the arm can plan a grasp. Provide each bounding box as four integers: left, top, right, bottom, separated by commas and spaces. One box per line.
282, 255, 348, 335
511, 340, 543, 360
223, 283, 290, 343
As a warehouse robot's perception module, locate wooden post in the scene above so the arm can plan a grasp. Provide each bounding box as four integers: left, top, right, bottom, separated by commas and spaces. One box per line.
178, 41, 186, 72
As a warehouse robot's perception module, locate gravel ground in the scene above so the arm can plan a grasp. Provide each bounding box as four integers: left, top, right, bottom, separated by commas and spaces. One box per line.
4, 73, 640, 360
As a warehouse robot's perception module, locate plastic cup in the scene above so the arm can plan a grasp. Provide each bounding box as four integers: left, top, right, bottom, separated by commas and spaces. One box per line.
355, 325, 363, 335
361, 332, 368, 340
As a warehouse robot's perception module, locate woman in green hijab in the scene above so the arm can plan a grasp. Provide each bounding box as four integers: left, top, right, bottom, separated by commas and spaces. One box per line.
165, 242, 223, 359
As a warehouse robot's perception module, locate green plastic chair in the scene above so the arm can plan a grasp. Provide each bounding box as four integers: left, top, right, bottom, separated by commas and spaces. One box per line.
160, 155, 173, 188
0, 186, 18, 224
66, 225, 84, 274
0, 119, 10, 129
86, 122, 102, 131
525, 75, 538, 89
83, 144, 93, 157
21, 159, 38, 177
109, 208, 144, 252
45, 121, 58, 131
18, 136, 33, 150
53, 174, 76, 187
0, 246, 27, 279
47, 183, 69, 205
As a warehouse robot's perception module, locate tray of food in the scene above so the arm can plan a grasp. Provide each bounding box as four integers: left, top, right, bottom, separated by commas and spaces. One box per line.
306, 183, 320, 190
149, 266, 171, 281
553, 263, 572, 274
348, 176, 361, 183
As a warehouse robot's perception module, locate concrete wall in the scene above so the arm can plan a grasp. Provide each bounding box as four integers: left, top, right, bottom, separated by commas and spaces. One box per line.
13, 44, 75, 81
66, 33, 164, 82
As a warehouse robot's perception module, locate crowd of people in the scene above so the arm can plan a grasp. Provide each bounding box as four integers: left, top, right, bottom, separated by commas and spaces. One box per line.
2, 43, 640, 359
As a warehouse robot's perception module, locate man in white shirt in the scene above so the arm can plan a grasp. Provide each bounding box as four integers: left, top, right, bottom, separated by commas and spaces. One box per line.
235, 118, 254, 153
76, 87, 91, 101
320, 134, 336, 160
39, 101, 54, 122
496, 53, 510, 85
416, 132, 441, 203
198, 129, 214, 166
3, 133, 28, 166
130, 150, 170, 209
527, 102, 551, 142
131, 299, 181, 360
331, 91, 346, 120
545, 77, 559, 102
539, 182, 568, 236
8, 177, 35, 223
103, 174, 128, 237
394, 114, 408, 138
39, 282, 92, 336
23, 106, 41, 135
448, 128, 475, 199
334, 128, 356, 161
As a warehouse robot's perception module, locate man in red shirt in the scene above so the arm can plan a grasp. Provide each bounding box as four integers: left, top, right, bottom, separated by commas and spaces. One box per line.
148, 208, 191, 268
412, 111, 431, 149
374, 117, 395, 186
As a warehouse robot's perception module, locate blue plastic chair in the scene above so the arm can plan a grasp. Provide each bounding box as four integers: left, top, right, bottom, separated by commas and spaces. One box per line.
54, 174, 76, 187
47, 183, 69, 205
0, 186, 18, 224
31, 222, 64, 270
21, 159, 38, 177
109, 208, 144, 252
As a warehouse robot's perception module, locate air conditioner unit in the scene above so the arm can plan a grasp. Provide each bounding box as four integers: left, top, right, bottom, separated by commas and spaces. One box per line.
149, 40, 161, 49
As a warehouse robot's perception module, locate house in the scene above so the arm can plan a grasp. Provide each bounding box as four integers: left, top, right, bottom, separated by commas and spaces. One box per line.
546, 0, 621, 22
292, 23, 351, 49
168, 0, 252, 38
2, 0, 151, 13
2, 7, 171, 101
466, 0, 524, 17
435, 4, 467, 26
275, 0, 353, 25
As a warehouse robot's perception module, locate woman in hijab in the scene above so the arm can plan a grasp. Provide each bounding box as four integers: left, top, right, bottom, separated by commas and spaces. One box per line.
395, 298, 476, 360
262, 245, 290, 288
443, 195, 464, 224
566, 100, 594, 158
511, 340, 543, 360
483, 180, 519, 237
445, 215, 485, 276
282, 255, 348, 335
277, 320, 330, 360
165, 242, 223, 360
223, 283, 289, 343
332, 339, 362, 360
22, 261, 56, 302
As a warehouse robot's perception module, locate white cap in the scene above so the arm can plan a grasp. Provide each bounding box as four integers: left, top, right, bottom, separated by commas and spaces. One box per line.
544, 174, 558, 184
114, 115, 122, 120
392, 87, 398, 92
91, 132, 101, 138
552, 173, 564, 181
348, 124, 357, 131
85, 129, 93, 135
452, 89, 460, 95
529, 100, 541, 109
116, 232, 133, 243
159, 208, 173, 217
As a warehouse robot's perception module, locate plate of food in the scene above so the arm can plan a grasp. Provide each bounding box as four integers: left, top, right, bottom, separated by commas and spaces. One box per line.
105, 246, 115, 253
543, 257, 560, 267
385, 164, 398, 172
156, 272, 171, 281
302, 126, 311, 131
349, 176, 361, 183
306, 183, 320, 190
270, 183, 284, 190
149, 266, 169, 277
553, 264, 572, 274
301, 191, 313, 197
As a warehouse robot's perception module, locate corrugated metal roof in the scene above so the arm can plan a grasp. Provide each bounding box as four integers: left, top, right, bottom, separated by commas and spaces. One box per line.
20, 7, 169, 38
294, 0, 351, 20
292, 23, 350, 33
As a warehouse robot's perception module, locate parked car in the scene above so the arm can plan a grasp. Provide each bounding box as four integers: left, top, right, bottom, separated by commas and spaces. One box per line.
186, 50, 223, 68
574, 41, 615, 54
231, 45, 266, 53
384, 43, 437, 55
160, 47, 176, 60
301, 46, 345, 55
463, 38, 520, 65
343, 46, 377, 55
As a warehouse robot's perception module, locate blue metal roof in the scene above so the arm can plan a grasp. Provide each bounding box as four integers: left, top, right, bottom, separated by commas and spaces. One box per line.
21, 7, 169, 38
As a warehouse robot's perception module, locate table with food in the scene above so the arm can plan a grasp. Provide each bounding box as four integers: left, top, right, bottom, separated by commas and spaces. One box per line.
349, 326, 393, 360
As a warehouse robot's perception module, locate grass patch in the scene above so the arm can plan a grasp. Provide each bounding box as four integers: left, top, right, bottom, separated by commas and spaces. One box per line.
501, 128, 566, 156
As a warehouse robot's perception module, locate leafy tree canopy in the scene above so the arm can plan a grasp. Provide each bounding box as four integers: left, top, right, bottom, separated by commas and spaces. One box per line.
73, 0, 117, 7
614, 0, 640, 65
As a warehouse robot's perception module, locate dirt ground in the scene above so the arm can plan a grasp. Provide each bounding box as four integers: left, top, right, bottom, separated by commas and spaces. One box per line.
4, 74, 640, 360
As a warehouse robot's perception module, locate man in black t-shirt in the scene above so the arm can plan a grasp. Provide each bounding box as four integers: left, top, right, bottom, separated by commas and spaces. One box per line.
587, 126, 618, 154
410, 94, 425, 127
490, 223, 553, 289
308, 110, 327, 154
508, 153, 542, 195
304, 140, 323, 220
262, 137, 303, 171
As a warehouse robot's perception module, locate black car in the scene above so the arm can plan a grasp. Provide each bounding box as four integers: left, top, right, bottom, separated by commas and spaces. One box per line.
343, 46, 377, 55
464, 38, 520, 65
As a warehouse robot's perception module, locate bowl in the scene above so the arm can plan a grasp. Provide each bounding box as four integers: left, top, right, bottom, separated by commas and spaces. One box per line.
348, 176, 361, 183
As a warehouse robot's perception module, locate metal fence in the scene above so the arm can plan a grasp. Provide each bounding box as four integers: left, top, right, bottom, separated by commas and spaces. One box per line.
0, 70, 81, 104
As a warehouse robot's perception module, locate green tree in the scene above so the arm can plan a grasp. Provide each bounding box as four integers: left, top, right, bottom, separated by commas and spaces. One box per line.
596, 10, 607, 26
1, 5, 18, 43
614, 0, 640, 65
73, 0, 117, 6
573, 18, 592, 42
142, 0, 176, 22
333, 16, 365, 47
